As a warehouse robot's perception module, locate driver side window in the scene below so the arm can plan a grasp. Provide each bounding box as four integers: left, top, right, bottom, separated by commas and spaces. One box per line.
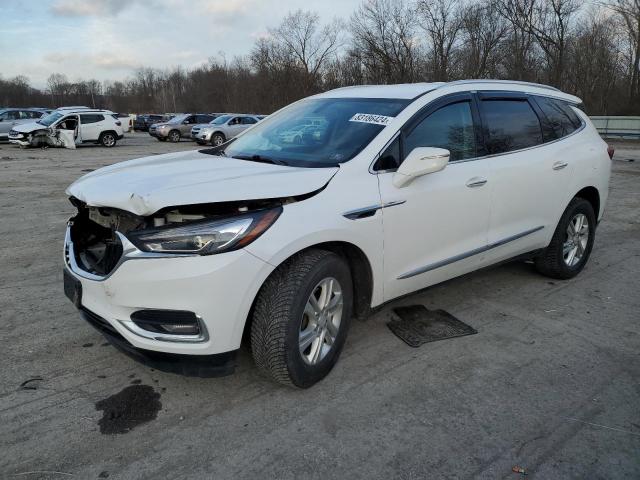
405, 101, 476, 162
229, 117, 240, 125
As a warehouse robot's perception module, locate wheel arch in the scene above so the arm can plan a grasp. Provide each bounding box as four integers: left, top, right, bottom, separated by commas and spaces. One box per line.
574, 186, 600, 219
241, 240, 374, 345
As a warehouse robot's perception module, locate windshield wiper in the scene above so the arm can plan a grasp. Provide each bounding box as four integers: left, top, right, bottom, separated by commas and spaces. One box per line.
231, 154, 288, 166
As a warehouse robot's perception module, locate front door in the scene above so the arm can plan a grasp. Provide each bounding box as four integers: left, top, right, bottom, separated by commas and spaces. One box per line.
377, 94, 491, 301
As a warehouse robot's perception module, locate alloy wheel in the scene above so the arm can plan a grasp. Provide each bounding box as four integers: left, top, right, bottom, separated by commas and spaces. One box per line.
563, 213, 589, 267
299, 277, 343, 365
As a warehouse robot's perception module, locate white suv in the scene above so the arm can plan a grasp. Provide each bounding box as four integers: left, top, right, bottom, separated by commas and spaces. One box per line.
9, 108, 124, 148
63, 81, 611, 387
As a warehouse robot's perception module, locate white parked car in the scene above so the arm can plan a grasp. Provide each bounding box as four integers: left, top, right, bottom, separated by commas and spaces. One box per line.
192, 114, 262, 146
63, 81, 611, 387
10, 108, 124, 148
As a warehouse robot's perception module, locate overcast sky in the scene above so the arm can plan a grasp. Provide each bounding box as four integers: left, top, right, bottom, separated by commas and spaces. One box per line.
0, 0, 359, 88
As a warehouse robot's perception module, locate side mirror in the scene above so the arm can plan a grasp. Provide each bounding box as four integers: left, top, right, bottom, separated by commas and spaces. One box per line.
392, 147, 450, 188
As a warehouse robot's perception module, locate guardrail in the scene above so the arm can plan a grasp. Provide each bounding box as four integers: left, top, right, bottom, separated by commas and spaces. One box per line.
590, 116, 640, 139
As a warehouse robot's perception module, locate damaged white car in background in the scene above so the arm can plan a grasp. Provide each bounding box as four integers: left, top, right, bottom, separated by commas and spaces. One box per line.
9, 107, 124, 149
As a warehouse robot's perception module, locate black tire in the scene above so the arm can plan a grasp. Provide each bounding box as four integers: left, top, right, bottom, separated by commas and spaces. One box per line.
168, 130, 181, 143
99, 132, 117, 148
251, 249, 353, 388
535, 197, 596, 279
211, 133, 225, 146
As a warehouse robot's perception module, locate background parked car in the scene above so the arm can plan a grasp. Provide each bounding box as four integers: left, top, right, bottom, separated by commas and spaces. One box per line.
114, 113, 133, 133
9, 108, 124, 148
134, 114, 169, 132
0, 108, 49, 141
193, 114, 262, 146
150, 113, 216, 142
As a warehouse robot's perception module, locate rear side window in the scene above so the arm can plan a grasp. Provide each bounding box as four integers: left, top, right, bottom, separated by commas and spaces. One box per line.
80, 114, 104, 124
196, 114, 213, 123
241, 116, 258, 125
534, 96, 579, 140
480, 99, 542, 154
405, 101, 476, 162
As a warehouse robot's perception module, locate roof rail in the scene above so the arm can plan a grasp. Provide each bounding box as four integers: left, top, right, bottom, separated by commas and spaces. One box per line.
444, 79, 561, 92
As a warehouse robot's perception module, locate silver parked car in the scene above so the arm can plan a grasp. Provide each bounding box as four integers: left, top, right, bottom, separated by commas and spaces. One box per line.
192, 114, 262, 146
149, 113, 216, 142
0, 108, 50, 141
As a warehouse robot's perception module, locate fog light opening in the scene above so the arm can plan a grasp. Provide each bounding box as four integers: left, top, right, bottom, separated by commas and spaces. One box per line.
124, 309, 208, 342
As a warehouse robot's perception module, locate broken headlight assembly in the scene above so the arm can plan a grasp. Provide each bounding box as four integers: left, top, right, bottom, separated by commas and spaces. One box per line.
127, 207, 282, 255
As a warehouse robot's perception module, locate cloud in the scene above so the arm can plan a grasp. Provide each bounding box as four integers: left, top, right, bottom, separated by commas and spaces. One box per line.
51, 0, 133, 17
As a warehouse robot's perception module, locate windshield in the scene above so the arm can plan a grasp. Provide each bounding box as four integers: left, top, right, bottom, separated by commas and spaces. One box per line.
210, 98, 409, 167
38, 112, 64, 126
167, 114, 188, 124
209, 115, 231, 125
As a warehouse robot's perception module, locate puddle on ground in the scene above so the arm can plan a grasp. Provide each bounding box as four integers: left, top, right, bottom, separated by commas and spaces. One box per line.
95, 385, 161, 434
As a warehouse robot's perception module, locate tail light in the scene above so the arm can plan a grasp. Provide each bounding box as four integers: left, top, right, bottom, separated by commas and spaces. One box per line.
607, 144, 615, 160
115, 121, 122, 126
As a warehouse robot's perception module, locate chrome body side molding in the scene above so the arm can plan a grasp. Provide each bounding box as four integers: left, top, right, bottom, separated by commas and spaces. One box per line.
397, 225, 544, 279
343, 200, 406, 220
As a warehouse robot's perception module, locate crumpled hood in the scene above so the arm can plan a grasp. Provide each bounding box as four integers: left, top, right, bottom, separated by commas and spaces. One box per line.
12, 121, 47, 133
66, 150, 338, 216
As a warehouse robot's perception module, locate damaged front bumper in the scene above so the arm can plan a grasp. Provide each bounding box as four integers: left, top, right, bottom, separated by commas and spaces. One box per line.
63, 220, 275, 370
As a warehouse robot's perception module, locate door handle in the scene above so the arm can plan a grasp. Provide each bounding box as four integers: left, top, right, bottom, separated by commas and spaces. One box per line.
466, 177, 487, 188
553, 161, 568, 170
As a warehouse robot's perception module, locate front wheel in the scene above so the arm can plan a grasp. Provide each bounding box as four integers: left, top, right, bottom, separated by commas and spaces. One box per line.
211, 133, 225, 146
168, 130, 181, 143
535, 197, 596, 279
99, 132, 116, 148
251, 250, 353, 388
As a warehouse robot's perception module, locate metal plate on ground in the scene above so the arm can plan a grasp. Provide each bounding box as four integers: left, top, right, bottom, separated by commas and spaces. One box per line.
387, 305, 477, 348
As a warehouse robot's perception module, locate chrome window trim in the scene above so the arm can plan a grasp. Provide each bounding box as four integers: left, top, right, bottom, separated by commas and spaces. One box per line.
397, 226, 545, 280
370, 113, 586, 173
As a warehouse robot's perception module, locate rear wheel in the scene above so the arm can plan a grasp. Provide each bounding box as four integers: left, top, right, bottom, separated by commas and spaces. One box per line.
251, 250, 353, 388
99, 132, 116, 148
168, 130, 181, 143
535, 197, 596, 279
211, 133, 225, 146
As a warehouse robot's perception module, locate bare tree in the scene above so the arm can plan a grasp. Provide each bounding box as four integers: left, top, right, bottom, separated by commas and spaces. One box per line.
459, 0, 508, 78
604, 0, 640, 102
417, 0, 463, 81
501, 0, 580, 87
350, 0, 420, 83
269, 10, 344, 91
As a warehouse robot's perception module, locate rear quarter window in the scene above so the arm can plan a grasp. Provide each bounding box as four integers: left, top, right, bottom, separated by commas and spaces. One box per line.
80, 114, 105, 124
534, 96, 580, 141
480, 99, 543, 154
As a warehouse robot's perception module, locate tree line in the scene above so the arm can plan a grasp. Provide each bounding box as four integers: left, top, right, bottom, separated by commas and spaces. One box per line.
1, 0, 639, 116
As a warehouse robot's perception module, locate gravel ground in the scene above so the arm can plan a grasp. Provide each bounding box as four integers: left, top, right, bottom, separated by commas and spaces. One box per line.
1, 133, 638, 479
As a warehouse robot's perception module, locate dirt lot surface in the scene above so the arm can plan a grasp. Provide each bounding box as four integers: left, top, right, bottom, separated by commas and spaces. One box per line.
1, 133, 639, 479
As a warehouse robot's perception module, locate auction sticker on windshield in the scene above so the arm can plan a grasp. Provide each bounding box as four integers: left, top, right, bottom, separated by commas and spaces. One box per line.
349, 113, 394, 126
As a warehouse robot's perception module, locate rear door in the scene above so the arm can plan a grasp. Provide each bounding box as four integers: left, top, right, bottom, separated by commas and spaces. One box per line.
226, 116, 244, 137
377, 93, 492, 301
477, 92, 571, 265
79, 114, 104, 141
238, 116, 258, 134
0, 110, 19, 137
180, 115, 198, 135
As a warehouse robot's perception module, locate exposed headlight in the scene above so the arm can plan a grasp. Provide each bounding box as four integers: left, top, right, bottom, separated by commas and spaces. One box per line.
127, 207, 282, 254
